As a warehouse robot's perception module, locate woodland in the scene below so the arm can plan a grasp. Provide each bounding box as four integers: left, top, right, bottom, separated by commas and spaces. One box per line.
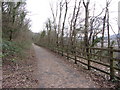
1, 0, 120, 88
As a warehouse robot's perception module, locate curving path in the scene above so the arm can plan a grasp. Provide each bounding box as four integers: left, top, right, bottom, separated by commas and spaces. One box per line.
33, 44, 99, 88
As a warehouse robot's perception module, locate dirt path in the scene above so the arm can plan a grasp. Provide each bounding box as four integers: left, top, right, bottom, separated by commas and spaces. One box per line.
33, 44, 99, 88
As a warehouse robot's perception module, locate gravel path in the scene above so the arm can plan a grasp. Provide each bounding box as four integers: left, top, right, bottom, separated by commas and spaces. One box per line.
33, 44, 99, 88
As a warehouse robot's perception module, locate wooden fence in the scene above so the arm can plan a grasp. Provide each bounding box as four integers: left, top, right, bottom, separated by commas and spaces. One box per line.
39, 43, 120, 80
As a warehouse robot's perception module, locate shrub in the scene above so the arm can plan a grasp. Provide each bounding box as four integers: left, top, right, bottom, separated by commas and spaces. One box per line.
2, 40, 22, 63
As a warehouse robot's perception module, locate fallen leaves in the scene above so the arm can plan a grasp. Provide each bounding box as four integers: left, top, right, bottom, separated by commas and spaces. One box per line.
2, 47, 38, 88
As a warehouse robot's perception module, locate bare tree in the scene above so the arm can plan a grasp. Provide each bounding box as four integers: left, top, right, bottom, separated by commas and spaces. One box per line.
45, 18, 52, 46
69, 0, 77, 50
50, 2, 58, 46
106, 0, 111, 48
61, 0, 68, 55
83, 0, 90, 47
88, 3, 95, 44
73, 0, 81, 43
70, 0, 77, 41
57, 0, 64, 46
101, 11, 107, 48
101, 0, 111, 48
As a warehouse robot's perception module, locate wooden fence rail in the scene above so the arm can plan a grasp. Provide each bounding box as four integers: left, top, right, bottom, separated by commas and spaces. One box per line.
39, 43, 120, 80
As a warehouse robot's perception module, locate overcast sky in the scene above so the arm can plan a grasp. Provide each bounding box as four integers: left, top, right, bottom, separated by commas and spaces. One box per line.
26, 0, 119, 35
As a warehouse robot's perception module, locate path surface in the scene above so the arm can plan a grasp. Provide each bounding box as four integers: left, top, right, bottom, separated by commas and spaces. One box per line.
33, 44, 99, 88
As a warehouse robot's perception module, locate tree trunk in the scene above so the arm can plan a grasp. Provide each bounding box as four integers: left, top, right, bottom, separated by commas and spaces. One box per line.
61, 0, 68, 56
106, 4, 110, 48
101, 13, 106, 48
83, 0, 89, 47
9, 30, 13, 41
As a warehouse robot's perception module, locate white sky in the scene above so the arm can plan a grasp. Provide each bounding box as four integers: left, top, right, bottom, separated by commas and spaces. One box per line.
26, 0, 120, 35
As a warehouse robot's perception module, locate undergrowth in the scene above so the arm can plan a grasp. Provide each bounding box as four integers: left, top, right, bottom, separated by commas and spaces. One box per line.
2, 39, 32, 64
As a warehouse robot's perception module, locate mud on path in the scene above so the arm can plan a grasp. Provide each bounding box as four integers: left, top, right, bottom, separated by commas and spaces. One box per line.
33, 44, 99, 88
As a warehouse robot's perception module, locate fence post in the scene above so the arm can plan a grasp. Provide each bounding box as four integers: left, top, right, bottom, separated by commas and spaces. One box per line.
67, 45, 69, 59
57, 44, 59, 54
109, 47, 114, 80
74, 45, 77, 64
61, 44, 64, 56
87, 47, 90, 70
